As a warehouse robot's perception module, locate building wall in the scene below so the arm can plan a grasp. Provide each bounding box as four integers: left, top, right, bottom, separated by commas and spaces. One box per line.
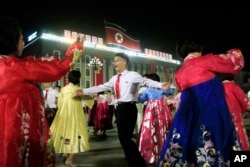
24, 38, 178, 89
23, 37, 247, 92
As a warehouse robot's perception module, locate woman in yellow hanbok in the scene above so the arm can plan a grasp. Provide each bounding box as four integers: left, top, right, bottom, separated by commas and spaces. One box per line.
50, 70, 90, 166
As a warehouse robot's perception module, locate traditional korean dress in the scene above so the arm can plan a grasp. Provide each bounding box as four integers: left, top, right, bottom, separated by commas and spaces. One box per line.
157, 49, 244, 167
0, 41, 82, 167
137, 87, 175, 165
50, 83, 90, 153
223, 80, 250, 150
88, 97, 97, 126
94, 94, 113, 133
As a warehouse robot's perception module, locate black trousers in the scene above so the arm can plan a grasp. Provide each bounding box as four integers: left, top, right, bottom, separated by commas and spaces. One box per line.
108, 105, 114, 122
45, 108, 57, 126
116, 102, 147, 167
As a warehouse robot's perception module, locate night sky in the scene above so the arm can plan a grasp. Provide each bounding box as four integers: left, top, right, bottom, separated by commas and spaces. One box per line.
2, 2, 250, 71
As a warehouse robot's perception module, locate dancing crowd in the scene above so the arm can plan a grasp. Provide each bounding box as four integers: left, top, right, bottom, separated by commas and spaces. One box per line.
1, 16, 249, 167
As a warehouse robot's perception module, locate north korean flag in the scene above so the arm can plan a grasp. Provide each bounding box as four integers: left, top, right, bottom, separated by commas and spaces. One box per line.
105, 24, 141, 51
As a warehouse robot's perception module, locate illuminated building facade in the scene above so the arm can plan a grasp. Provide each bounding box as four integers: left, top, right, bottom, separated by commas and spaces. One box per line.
23, 30, 182, 88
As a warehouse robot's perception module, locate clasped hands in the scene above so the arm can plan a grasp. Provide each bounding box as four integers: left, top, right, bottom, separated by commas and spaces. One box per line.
161, 82, 171, 90
76, 89, 84, 96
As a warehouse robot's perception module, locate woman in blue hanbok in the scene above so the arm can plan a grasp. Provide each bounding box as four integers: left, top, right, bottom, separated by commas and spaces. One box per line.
157, 36, 244, 167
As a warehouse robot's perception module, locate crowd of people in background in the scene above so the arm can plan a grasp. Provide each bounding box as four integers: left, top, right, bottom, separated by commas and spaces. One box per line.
91, 91, 113, 138
1, 16, 250, 167
42, 82, 59, 126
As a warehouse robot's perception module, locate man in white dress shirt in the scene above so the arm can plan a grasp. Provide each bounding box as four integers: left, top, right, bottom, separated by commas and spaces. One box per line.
76, 53, 170, 167
42, 82, 59, 126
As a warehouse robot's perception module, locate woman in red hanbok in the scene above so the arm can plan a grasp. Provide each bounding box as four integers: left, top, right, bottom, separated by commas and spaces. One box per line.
220, 73, 250, 150
0, 17, 83, 167
93, 92, 113, 137
88, 93, 98, 126
158, 36, 244, 167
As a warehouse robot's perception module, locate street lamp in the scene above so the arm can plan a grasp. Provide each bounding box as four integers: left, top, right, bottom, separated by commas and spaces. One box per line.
88, 57, 103, 86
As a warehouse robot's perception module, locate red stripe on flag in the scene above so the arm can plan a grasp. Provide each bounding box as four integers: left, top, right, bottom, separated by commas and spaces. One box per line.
105, 26, 141, 51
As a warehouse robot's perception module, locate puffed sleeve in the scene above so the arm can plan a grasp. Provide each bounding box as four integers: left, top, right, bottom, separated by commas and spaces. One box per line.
137, 89, 149, 103
163, 88, 175, 96
202, 48, 244, 75
6, 40, 83, 82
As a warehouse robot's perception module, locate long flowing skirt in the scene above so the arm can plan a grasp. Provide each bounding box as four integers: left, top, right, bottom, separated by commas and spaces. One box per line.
50, 98, 89, 153
138, 97, 172, 165
157, 77, 241, 167
94, 102, 113, 131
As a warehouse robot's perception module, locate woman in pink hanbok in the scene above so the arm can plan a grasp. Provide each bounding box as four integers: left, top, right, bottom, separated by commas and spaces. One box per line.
137, 73, 175, 165
93, 92, 113, 137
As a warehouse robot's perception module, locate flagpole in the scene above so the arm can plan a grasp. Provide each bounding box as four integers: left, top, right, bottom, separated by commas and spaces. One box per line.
104, 20, 126, 32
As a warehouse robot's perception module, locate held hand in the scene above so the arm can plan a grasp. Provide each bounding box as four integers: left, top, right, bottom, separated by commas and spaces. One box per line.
161, 82, 171, 90
76, 89, 84, 96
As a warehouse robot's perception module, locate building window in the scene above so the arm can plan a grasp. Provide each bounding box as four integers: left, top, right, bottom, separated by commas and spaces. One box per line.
53, 50, 61, 59
143, 64, 148, 74
137, 64, 142, 75
159, 66, 163, 73
86, 69, 90, 76
155, 66, 159, 73
159, 66, 164, 82
86, 81, 90, 88
86, 56, 90, 64
85, 55, 92, 86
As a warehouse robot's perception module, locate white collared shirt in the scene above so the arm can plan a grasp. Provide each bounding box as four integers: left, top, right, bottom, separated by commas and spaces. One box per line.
106, 94, 115, 105
83, 70, 162, 103
43, 87, 59, 108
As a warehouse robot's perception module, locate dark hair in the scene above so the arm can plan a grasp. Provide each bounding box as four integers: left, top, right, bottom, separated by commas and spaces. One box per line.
0, 16, 22, 55
55, 85, 61, 89
149, 73, 160, 82
219, 73, 235, 82
176, 36, 203, 59
68, 70, 81, 84
98, 91, 105, 95
142, 73, 150, 78
114, 52, 129, 64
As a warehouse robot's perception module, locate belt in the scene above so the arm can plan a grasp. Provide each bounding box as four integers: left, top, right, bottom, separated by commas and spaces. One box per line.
117, 101, 136, 105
